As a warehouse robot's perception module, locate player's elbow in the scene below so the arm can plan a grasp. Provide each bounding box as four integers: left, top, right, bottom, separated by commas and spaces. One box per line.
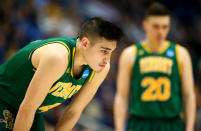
114, 94, 128, 108
67, 106, 84, 116
115, 92, 128, 102
16, 103, 37, 124
183, 91, 196, 103
19, 101, 38, 114
68, 109, 82, 118
61, 107, 82, 123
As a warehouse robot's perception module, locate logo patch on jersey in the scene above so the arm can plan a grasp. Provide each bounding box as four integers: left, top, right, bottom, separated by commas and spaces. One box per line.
82, 70, 89, 78
0, 110, 14, 129
166, 49, 174, 57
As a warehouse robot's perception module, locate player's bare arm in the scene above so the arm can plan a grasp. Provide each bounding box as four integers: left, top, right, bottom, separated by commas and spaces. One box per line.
55, 63, 110, 131
114, 45, 136, 131
178, 45, 196, 131
13, 44, 69, 131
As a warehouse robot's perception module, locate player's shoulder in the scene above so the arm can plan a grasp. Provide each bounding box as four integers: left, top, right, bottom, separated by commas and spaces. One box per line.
32, 43, 69, 68
40, 43, 69, 58
119, 44, 136, 66
121, 44, 137, 57
175, 43, 190, 56
174, 43, 191, 65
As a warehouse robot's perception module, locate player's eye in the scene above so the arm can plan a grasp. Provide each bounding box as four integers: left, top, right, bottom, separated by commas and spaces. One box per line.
153, 24, 159, 29
163, 25, 169, 30
101, 50, 109, 55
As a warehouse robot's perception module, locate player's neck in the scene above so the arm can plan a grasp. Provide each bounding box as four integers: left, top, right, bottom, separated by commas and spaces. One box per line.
144, 39, 166, 53
73, 41, 87, 76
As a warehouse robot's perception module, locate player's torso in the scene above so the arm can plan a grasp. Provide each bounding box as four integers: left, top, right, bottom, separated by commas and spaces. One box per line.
37, 42, 94, 113
0, 37, 94, 113
129, 41, 182, 118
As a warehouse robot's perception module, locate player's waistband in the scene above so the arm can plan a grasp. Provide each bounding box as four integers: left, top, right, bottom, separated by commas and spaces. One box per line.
130, 114, 181, 121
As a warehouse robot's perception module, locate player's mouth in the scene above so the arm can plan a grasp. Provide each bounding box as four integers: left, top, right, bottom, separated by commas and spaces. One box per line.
99, 64, 106, 68
157, 35, 163, 41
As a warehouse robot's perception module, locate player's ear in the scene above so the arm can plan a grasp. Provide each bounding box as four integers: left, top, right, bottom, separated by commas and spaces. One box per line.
142, 20, 147, 31
80, 37, 90, 48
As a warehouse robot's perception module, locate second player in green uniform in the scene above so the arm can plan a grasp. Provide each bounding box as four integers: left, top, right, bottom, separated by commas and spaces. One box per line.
114, 3, 195, 131
127, 42, 184, 131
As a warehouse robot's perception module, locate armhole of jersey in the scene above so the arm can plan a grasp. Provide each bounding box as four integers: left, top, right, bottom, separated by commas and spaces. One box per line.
175, 44, 182, 76
28, 41, 71, 72
129, 44, 137, 70
70, 47, 75, 77
88, 70, 95, 82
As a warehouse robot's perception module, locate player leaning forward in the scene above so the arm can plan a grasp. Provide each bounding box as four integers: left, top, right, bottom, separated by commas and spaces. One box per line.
114, 2, 196, 131
0, 17, 123, 131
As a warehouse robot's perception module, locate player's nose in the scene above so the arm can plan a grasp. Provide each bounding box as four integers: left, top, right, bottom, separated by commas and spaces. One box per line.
104, 55, 111, 63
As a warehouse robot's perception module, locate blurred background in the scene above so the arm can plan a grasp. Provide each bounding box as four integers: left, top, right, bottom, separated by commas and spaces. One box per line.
0, 0, 201, 130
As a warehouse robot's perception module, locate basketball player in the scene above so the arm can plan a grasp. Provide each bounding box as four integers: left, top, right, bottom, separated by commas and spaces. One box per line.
0, 17, 123, 131
114, 3, 195, 131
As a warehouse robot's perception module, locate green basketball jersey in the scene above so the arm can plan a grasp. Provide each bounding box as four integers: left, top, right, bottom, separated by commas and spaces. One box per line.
129, 41, 182, 118
0, 37, 95, 113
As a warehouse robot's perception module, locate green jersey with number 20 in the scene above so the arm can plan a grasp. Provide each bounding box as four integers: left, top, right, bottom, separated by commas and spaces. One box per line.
129, 41, 182, 118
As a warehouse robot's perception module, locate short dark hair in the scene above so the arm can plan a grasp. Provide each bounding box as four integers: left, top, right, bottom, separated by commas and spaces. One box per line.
145, 2, 170, 18
79, 17, 123, 41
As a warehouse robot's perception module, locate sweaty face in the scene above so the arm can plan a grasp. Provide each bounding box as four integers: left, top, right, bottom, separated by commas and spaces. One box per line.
83, 37, 116, 72
143, 16, 170, 43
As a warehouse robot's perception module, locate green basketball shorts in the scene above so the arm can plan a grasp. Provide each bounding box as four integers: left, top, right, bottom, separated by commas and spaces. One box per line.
0, 100, 45, 131
127, 115, 185, 131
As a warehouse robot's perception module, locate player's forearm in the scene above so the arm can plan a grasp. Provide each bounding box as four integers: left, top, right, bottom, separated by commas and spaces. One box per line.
114, 95, 128, 131
55, 109, 82, 131
183, 94, 196, 131
13, 107, 36, 131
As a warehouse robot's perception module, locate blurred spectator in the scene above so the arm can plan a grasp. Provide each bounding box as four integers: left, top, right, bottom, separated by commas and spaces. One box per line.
81, 0, 119, 21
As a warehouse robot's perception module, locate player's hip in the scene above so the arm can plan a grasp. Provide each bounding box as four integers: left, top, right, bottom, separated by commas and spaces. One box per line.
127, 115, 185, 131
0, 100, 45, 131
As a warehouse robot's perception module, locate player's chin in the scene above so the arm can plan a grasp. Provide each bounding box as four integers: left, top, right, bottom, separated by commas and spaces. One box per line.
93, 66, 104, 73
156, 36, 164, 41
